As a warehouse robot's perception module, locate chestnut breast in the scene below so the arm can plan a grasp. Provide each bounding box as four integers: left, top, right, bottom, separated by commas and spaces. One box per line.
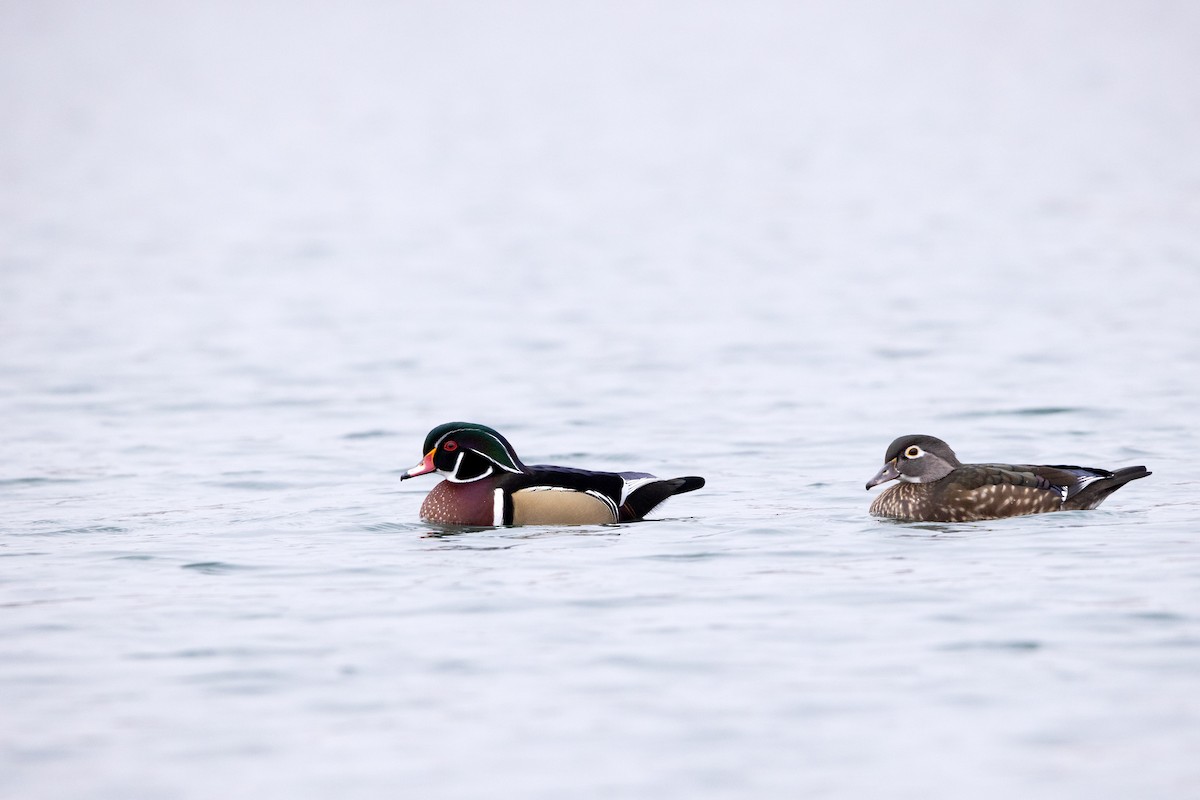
420, 480, 496, 525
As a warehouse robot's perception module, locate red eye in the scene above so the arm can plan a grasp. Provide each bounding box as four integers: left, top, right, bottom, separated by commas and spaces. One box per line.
443, 440, 457, 452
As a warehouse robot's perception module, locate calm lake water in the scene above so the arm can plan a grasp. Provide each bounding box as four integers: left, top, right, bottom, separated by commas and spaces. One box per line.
3, 2, 1200, 798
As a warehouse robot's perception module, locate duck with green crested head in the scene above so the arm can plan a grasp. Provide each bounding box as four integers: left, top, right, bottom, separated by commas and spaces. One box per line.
401, 422, 706, 526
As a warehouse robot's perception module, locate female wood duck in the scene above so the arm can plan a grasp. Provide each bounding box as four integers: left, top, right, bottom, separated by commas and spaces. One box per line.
401, 422, 706, 526
866, 434, 1150, 522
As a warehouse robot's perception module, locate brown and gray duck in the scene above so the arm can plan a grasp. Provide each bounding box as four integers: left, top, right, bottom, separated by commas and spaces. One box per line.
402, 422, 705, 526
866, 434, 1150, 522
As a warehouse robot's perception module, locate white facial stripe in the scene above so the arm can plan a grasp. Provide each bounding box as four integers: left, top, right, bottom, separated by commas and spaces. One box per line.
475, 431, 522, 473
446, 465, 492, 483
435, 428, 469, 448
444, 449, 494, 483
472, 448, 522, 474
435, 428, 521, 475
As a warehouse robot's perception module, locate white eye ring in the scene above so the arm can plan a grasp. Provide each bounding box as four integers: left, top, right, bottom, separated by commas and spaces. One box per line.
904, 446, 923, 459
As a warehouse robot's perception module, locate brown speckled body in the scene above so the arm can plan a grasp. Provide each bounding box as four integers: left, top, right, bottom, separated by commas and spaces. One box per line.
870, 476, 1061, 522
420, 480, 496, 525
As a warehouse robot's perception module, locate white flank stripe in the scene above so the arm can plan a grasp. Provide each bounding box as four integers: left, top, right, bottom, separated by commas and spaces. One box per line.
587, 489, 620, 520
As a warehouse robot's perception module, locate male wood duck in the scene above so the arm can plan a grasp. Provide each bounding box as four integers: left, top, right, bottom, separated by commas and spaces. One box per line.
866, 434, 1150, 522
401, 422, 706, 526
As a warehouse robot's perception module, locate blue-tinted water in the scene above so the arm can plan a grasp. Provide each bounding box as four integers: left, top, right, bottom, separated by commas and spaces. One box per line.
3, 2, 1200, 798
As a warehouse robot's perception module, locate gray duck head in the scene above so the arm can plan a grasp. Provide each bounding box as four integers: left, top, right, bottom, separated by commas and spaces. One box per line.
866, 434, 961, 489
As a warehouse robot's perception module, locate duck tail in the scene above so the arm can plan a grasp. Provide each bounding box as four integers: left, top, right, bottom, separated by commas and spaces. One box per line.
620, 476, 705, 521
1063, 466, 1151, 510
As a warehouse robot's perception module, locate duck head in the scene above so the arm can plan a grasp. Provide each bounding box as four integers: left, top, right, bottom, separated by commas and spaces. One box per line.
401, 422, 526, 483
866, 434, 961, 489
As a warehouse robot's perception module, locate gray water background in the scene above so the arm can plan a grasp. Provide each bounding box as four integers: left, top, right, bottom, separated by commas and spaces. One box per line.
3, 2, 1200, 798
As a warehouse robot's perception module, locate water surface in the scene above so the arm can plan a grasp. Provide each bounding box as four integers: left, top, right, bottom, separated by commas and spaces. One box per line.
3, 2, 1200, 798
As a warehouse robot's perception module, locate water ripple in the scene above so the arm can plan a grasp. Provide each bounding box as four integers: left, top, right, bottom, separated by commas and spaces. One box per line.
947, 406, 1096, 418
938, 640, 1044, 652
181, 561, 259, 574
